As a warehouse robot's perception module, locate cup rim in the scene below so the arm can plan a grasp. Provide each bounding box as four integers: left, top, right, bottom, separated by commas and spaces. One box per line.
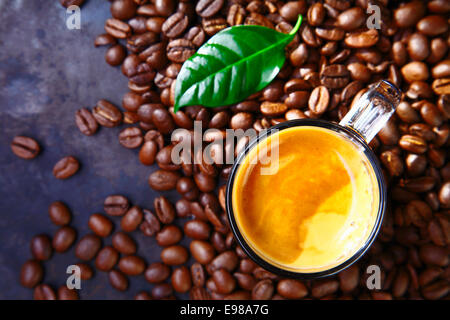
225, 119, 386, 280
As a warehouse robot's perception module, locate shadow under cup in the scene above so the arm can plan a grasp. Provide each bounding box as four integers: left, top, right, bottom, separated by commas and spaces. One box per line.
226, 119, 386, 279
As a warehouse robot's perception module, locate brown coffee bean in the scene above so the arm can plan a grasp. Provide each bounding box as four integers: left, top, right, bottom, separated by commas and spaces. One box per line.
401, 62, 429, 83
75, 108, 98, 136
57, 286, 79, 300
405, 200, 433, 227
186, 219, 212, 241
422, 280, 449, 300
394, 1, 426, 27
336, 7, 365, 31
109, 270, 129, 291
380, 150, 404, 177
167, 39, 195, 63
202, 17, 227, 36
421, 102, 444, 127
417, 15, 448, 37
260, 101, 288, 117
140, 209, 161, 236
439, 182, 450, 207
190, 286, 211, 300
93, 99, 122, 127
30, 235, 52, 261
227, 4, 246, 26
190, 240, 215, 265
33, 284, 56, 300
75, 263, 94, 280
118, 255, 146, 276
162, 12, 188, 38
156, 225, 183, 246
48, 201, 72, 226
172, 266, 192, 293
105, 18, 131, 39
252, 279, 274, 300
399, 135, 427, 154
75, 234, 102, 261
127, 32, 159, 54
433, 60, 450, 79
110, 0, 137, 20
105, 44, 126, 66
279, 1, 306, 22
104, 195, 130, 217
94, 33, 117, 47
190, 263, 206, 287
308, 86, 329, 115
396, 101, 420, 123
52, 226, 77, 253
120, 206, 143, 232
152, 283, 173, 300
320, 64, 349, 89
277, 279, 308, 299
20, 260, 43, 288
112, 232, 137, 255
139, 141, 158, 166
53, 156, 79, 179
161, 245, 189, 265
230, 112, 253, 130
193, 172, 217, 193
154, 196, 176, 224
10, 136, 40, 160
407, 33, 429, 61
95, 246, 119, 272
345, 29, 379, 48
432, 78, 450, 95
196, 0, 224, 18
311, 280, 339, 298
88, 213, 113, 237
118, 127, 143, 149
153, 108, 176, 134
135, 291, 152, 300
212, 269, 236, 294
419, 244, 449, 267
145, 262, 171, 283
208, 251, 239, 274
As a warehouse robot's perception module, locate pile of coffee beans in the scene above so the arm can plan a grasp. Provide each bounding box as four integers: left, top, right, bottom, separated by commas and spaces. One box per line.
15, 0, 450, 299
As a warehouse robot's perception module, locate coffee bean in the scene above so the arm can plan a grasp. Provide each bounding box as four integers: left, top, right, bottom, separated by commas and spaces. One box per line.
154, 196, 176, 224
120, 206, 143, 232
161, 245, 189, 265
104, 194, 130, 216
75, 234, 102, 261
33, 284, 56, 300
127, 32, 158, 54
52, 226, 77, 253
399, 135, 428, 154
140, 209, 161, 236
432, 79, 450, 95
118, 127, 143, 149
407, 33, 429, 61
277, 279, 308, 299
311, 280, 339, 298
88, 213, 114, 237
94, 33, 117, 47
394, 1, 426, 28
152, 108, 175, 134
152, 283, 173, 300
118, 255, 146, 276
438, 182, 450, 207
196, 0, 224, 18
105, 18, 131, 39
380, 150, 404, 177
345, 29, 379, 48
422, 280, 449, 300
52, 156, 79, 179
93, 100, 123, 127
156, 225, 183, 246
57, 286, 79, 300
230, 112, 253, 130
320, 64, 349, 89
30, 235, 52, 261
75, 108, 98, 136
190, 240, 215, 265
417, 15, 448, 36
110, 0, 137, 20
401, 62, 429, 82
338, 264, 359, 293
167, 39, 195, 63
145, 262, 171, 283
419, 244, 449, 267
308, 86, 329, 115
162, 12, 188, 38
109, 269, 129, 291
112, 232, 137, 255
202, 17, 227, 36
47, 202, 71, 227
20, 260, 43, 288
279, 1, 306, 22
139, 141, 158, 166
172, 266, 192, 293
252, 279, 274, 300
11, 136, 40, 159
105, 44, 127, 66
184, 220, 211, 240
95, 246, 119, 272
208, 251, 238, 274
76, 263, 94, 280
149, 170, 180, 191
212, 269, 236, 294
134, 291, 152, 300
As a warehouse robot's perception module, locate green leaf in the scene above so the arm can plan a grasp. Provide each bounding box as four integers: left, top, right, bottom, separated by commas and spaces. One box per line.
174, 15, 303, 112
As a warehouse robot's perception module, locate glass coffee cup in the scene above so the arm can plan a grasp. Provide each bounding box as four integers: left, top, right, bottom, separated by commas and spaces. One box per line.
226, 80, 401, 279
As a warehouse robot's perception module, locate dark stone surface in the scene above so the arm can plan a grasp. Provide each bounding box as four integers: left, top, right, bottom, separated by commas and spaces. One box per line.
0, 0, 186, 299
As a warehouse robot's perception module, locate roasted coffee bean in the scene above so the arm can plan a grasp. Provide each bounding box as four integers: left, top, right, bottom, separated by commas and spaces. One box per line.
162, 12, 188, 38
230, 112, 253, 130
104, 195, 130, 216
76, 263, 94, 280
30, 235, 52, 261
48, 201, 72, 226
190, 240, 215, 265
394, 1, 425, 28
122, 92, 145, 112
139, 141, 158, 166
260, 101, 288, 117
208, 251, 239, 274
20, 260, 43, 288
118, 255, 146, 276
120, 206, 143, 232
127, 33, 158, 53
399, 135, 427, 154
53, 156, 79, 179
439, 182, 450, 207
95, 246, 119, 272
252, 279, 274, 300
172, 266, 192, 293
432, 78, 450, 95
95, 33, 117, 47
105, 18, 131, 39
184, 220, 211, 240
176, 199, 191, 218
11, 136, 40, 159
338, 264, 359, 293
33, 284, 56, 300
320, 64, 349, 89
308, 86, 329, 115
110, 0, 137, 20
109, 270, 129, 291
194, 172, 217, 193
156, 225, 183, 246
176, 177, 199, 200
401, 62, 429, 83
75, 234, 102, 261
311, 280, 339, 298
212, 269, 236, 294
277, 279, 308, 299
279, 1, 306, 22
57, 286, 79, 300
75, 108, 98, 136
154, 196, 176, 224
202, 17, 227, 36
145, 262, 171, 283
419, 244, 449, 267
88, 213, 113, 237
105, 44, 127, 66
118, 127, 143, 149
396, 102, 420, 123
380, 150, 404, 177
140, 209, 161, 236
417, 15, 448, 36
167, 39, 195, 63
161, 245, 189, 265
407, 33, 429, 61
134, 291, 152, 300
190, 262, 206, 287
112, 232, 137, 255
196, 0, 224, 18
227, 4, 246, 26
152, 283, 173, 300
152, 108, 175, 134
93, 100, 122, 127
52, 226, 77, 253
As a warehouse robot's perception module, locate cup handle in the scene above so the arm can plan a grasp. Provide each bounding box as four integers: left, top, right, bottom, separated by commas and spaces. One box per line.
339, 80, 401, 143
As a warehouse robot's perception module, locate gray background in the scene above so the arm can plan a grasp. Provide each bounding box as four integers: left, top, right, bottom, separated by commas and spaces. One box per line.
0, 0, 186, 299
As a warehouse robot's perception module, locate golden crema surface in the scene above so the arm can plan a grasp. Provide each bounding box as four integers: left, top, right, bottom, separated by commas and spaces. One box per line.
232, 126, 380, 273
